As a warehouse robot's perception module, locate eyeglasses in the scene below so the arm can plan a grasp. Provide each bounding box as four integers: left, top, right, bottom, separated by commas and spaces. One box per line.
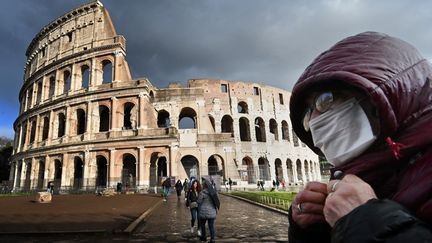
302, 91, 335, 131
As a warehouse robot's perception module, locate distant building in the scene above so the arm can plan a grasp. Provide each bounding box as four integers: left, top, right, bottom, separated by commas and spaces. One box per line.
9, 1, 319, 193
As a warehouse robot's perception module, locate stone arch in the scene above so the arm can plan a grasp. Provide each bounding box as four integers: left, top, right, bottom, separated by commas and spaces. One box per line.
239, 117, 251, 141
76, 108, 86, 135
286, 159, 294, 184
157, 110, 170, 128
281, 120, 289, 141
123, 102, 136, 130
221, 115, 233, 135
99, 105, 110, 132
57, 113, 66, 137
237, 101, 248, 113
275, 158, 283, 181
42, 116, 49, 140
96, 155, 108, 187
122, 153, 136, 188
242, 156, 255, 184
258, 157, 270, 181
181, 155, 199, 179
102, 60, 113, 84
179, 107, 197, 129
269, 119, 278, 141
73, 156, 84, 189
208, 154, 224, 177
296, 159, 302, 184
149, 90, 154, 98
149, 152, 168, 187
255, 117, 266, 142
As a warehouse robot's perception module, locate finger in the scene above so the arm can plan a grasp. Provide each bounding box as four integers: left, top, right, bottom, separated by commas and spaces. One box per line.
305, 181, 328, 194
327, 180, 341, 193
300, 202, 325, 215
295, 213, 327, 227
296, 189, 327, 204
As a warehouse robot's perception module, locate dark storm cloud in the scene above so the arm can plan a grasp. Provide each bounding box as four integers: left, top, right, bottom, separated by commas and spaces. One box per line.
2, 0, 432, 138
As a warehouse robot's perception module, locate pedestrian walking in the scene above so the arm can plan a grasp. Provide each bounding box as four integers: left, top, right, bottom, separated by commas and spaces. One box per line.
288, 32, 432, 242
183, 178, 189, 201
198, 178, 220, 243
175, 179, 183, 200
162, 177, 171, 202
228, 178, 233, 191
186, 179, 202, 236
276, 180, 280, 190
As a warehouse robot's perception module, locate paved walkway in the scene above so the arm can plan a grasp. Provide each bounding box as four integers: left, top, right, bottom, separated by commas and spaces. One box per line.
134, 193, 288, 242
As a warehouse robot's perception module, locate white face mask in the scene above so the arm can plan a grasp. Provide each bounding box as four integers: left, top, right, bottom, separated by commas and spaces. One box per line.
309, 98, 376, 167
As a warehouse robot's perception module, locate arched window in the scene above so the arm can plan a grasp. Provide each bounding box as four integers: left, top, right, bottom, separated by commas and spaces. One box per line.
96, 156, 108, 187
181, 155, 199, 178
239, 117, 251, 141
258, 157, 270, 180
207, 155, 220, 176
99, 106, 110, 132
242, 157, 255, 183
221, 115, 233, 135
237, 101, 248, 113
30, 120, 36, 143
281, 120, 289, 141
102, 60, 112, 84
122, 153, 136, 188
275, 159, 283, 181
76, 109, 86, 135
42, 116, 49, 140
54, 159, 62, 181
157, 110, 170, 128
286, 159, 294, 184
179, 107, 197, 129
48, 76, 56, 97
21, 122, 27, 147
36, 81, 42, 104
81, 65, 90, 89
63, 70, 71, 94
27, 87, 33, 110
123, 103, 136, 130
37, 160, 45, 189
73, 157, 84, 189
57, 113, 66, 137
255, 117, 266, 142
269, 119, 278, 140
296, 159, 302, 183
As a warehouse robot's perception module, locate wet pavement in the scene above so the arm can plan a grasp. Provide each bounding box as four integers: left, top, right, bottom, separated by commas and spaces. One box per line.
134, 193, 289, 242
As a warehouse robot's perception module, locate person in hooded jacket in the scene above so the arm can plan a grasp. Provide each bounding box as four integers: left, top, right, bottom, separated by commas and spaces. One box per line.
288, 32, 432, 243
198, 178, 219, 243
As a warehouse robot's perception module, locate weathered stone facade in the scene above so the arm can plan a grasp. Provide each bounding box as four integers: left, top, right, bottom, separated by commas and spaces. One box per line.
9, 1, 319, 192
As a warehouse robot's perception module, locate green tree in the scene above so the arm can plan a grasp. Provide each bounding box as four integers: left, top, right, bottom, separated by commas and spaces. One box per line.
0, 144, 13, 182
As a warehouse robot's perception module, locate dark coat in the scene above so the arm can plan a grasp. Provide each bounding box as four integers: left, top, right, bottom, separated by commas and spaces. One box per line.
289, 32, 432, 242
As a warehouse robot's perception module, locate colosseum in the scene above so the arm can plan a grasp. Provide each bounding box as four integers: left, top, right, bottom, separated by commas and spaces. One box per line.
9, 1, 320, 193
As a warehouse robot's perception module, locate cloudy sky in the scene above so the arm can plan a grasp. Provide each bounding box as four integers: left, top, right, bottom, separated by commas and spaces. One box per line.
1, 0, 432, 139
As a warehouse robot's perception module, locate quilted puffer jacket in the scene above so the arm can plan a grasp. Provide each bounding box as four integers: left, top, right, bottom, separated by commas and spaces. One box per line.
289, 32, 432, 243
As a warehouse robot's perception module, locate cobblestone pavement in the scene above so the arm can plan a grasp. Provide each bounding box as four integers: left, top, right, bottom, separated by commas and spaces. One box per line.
133, 193, 289, 242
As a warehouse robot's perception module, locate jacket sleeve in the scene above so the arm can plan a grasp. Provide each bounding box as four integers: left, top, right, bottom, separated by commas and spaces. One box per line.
288, 206, 331, 243
332, 199, 432, 243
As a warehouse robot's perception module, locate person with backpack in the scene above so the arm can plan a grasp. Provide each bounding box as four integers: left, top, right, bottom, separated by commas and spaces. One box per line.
198, 177, 220, 243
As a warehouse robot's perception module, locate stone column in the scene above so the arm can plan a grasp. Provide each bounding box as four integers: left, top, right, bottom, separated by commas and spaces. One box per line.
47, 110, 54, 145
113, 50, 122, 82
138, 146, 145, 189
111, 97, 119, 131
83, 150, 90, 188
55, 69, 61, 96
90, 58, 97, 89
70, 63, 77, 92
44, 155, 50, 185
17, 125, 23, 153
64, 105, 71, 141
281, 159, 289, 185
29, 157, 36, 190
138, 92, 145, 129
61, 153, 68, 189
20, 160, 27, 188
34, 115, 41, 144
109, 148, 116, 187
86, 101, 92, 139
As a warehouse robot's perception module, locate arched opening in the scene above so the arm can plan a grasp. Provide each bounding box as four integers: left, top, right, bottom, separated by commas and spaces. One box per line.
208, 115, 215, 132
99, 105, 110, 132
237, 101, 248, 114
73, 157, 84, 190
30, 120, 36, 143
281, 120, 289, 141
207, 155, 220, 176
258, 157, 270, 181
57, 113, 66, 137
96, 156, 108, 187
239, 117, 251, 141
304, 160, 310, 182
63, 70, 71, 94
292, 129, 299, 146
286, 159, 293, 184
25, 162, 32, 190
122, 154, 136, 188
179, 107, 197, 129
275, 159, 283, 181
149, 153, 167, 187
296, 159, 302, 183
181, 155, 199, 179
27, 87, 33, 110
102, 60, 112, 84
123, 102, 136, 130
81, 65, 90, 89
149, 91, 154, 98
37, 160, 45, 189
242, 157, 255, 184
157, 110, 170, 128
36, 81, 42, 104
255, 117, 266, 142
42, 116, 49, 141
54, 159, 62, 190
48, 76, 56, 97
21, 123, 27, 147
221, 115, 233, 135
76, 109, 86, 135
269, 119, 279, 141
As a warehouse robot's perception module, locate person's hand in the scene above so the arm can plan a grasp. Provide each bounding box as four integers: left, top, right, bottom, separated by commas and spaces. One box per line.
292, 181, 328, 228
324, 174, 377, 227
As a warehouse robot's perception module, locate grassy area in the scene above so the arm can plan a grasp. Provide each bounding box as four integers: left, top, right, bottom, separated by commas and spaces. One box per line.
230, 191, 296, 211
0, 192, 33, 197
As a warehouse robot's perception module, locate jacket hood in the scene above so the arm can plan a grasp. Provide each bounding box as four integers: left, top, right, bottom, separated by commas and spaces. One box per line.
290, 31, 432, 156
